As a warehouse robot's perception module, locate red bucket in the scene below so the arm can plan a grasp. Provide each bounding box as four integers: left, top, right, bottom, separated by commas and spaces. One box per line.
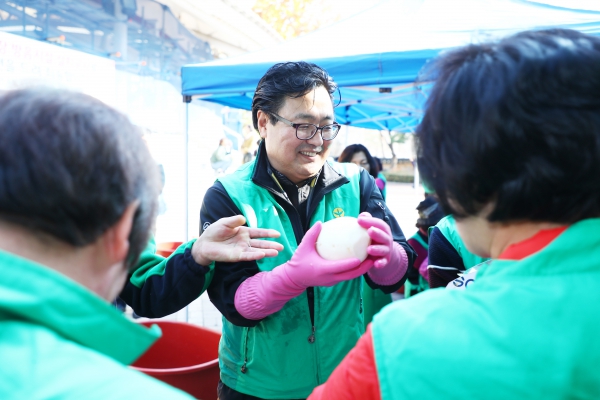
131, 321, 221, 399
156, 241, 184, 258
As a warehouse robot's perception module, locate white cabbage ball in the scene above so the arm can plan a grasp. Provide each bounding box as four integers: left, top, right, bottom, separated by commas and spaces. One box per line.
315, 217, 371, 261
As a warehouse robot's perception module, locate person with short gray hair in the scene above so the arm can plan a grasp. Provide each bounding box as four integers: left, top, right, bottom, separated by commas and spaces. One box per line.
0, 89, 283, 399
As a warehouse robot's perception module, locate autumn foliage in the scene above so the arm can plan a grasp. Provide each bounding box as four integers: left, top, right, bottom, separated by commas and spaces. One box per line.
252, 0, 339, 40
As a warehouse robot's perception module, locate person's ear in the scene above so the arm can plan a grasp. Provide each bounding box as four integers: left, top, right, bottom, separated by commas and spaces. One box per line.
256, 110, 270, 139
103, 201, 139, 265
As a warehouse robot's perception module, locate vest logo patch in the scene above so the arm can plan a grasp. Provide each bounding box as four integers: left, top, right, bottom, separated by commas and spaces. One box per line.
333, 208, 344, 218
202, 222, 211, 231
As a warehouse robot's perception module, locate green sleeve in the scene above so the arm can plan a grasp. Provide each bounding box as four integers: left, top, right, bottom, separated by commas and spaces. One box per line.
129, 237, 214, 293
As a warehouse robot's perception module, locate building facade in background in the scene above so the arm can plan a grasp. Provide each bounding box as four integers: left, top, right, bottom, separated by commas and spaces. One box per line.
0, 0, 280, 242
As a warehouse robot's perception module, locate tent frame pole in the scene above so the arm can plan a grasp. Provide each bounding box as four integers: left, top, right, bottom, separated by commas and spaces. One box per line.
184, 97, 190, 243
183, 96, 191, 323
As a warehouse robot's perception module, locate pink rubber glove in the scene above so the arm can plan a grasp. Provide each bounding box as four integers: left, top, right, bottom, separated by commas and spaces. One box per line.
419, 256, 429, 281
358, 212, 409, 286
235, 221, 374, 320
281, 221, 373, 287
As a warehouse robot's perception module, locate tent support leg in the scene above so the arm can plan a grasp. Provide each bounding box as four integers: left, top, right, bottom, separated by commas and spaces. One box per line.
184, 101, 190, 322
413, 160, 420, 191
184, 101, 189, 243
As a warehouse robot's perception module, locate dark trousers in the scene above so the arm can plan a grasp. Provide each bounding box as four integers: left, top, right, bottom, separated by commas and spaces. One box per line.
217, 380, 305, 400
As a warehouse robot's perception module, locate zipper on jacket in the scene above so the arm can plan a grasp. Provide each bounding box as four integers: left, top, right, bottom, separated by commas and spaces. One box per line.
308, 325, 316, 343
262, 166, 348, 347
307, 287, 316, 343
260, 177, 317, 347
359, 297, 363, 314
302, 176, 349, 346
308, 293, 320, 384
241, 327, 249, 373
314, 325, 323, 384
260, 175, 307, 246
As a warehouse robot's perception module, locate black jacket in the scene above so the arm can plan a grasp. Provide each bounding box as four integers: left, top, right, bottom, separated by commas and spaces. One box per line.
119, 241, 211, 318
427, 226, 467, 288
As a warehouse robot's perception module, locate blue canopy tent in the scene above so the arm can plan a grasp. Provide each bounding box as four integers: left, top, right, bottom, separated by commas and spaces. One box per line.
178, 0, 600, 239
181, 0, 600, 132
183, 49, 439, 132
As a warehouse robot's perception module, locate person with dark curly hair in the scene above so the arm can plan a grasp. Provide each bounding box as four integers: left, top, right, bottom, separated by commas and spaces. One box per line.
309, 28, 600, 399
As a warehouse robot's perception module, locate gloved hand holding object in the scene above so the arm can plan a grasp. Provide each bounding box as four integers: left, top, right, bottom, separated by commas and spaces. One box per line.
357, 212, 409, 286
235, 221, 374, 320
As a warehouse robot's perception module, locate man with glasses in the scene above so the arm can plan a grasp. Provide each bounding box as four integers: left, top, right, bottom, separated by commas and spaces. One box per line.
199, 61, 415, 400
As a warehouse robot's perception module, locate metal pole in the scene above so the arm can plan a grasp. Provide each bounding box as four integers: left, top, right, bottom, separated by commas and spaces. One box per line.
413, 160, 420, 190
44, 3, 49, 39
184, 101, 189, 242
114, 0, 127, 60
184, 100, 190, 323
22, 0, 26, 34
344, 125, 349, 147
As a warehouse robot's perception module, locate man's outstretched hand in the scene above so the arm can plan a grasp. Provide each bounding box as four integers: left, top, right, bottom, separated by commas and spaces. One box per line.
192, 215, 284, 266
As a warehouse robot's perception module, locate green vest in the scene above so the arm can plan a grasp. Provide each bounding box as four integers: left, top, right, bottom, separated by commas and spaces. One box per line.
218, 161, 365, 399
0, 250, 192, 399
373, 218, 600, 399
435, 215, 488, 269
362, 284, 392, 327
410, 231, 428, 251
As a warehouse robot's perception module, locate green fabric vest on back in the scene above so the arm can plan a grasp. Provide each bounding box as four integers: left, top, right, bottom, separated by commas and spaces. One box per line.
0, 250, 192, 399
372, 219, 600, 399
218, 161, 364, 399
436, 215, 488, 269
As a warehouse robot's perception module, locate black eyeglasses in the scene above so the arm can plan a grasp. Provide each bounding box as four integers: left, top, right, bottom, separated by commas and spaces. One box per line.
271, 113, 341, 141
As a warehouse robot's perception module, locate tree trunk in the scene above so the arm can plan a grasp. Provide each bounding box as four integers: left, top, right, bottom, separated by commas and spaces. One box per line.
380, 130, 398, 170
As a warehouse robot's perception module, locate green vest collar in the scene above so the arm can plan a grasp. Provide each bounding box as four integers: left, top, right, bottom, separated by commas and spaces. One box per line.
0, 250, 160, 364
410, 231, 428, 250
479, 218, 600, 279
436, 215, 488, 269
